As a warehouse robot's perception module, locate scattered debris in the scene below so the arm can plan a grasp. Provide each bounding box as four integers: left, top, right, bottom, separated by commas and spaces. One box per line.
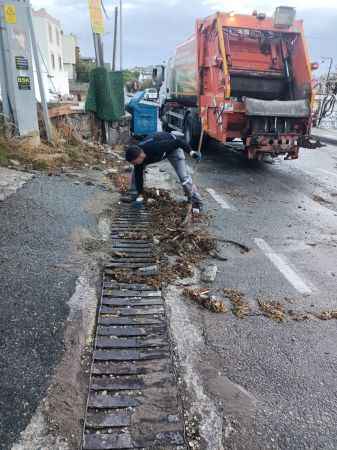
217, 239, 250, 254
150, 205, 213, 255
200, 264, 218, 283
288, 310, 311, 321
184, 414, 201, 450
316, 310, 337, 320
112, 173, 129, 193
223, 289, 251, 318
312, 194, 333, 206
9, 159, 20, 167
137, 265, 159, 276
183, 288, 228, 313
118, 231, 152, 240
205, 296, 228, 313
257, 298, 286, 322
105, 268, 161, 289
0, 132, 127, 172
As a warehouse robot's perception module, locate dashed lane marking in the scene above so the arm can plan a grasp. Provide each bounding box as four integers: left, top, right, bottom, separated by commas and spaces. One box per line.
206, 188, 236, 210
254, 238, 312, 295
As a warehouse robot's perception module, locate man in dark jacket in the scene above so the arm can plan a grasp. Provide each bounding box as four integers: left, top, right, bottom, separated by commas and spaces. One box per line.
125, 131, 203, 211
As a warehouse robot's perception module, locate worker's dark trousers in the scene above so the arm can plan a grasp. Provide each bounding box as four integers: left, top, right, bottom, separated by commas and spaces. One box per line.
131, 148, 202, 205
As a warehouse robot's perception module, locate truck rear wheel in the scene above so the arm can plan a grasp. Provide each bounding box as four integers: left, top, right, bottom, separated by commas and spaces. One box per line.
184, 113, 201, 150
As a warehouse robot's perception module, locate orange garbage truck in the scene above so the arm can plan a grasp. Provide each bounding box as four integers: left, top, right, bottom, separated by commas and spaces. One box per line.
155, 7, 318, 160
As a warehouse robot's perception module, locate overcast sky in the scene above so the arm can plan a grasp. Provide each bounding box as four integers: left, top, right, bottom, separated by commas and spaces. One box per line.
31, 0, 337, 74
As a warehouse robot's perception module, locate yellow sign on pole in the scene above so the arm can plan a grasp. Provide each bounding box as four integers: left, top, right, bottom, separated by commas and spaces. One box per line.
4, 4, 17, 24
88, 0, 104, 34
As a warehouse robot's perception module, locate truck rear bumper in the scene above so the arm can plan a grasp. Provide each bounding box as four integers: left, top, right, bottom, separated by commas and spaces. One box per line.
245, 134, 300, 160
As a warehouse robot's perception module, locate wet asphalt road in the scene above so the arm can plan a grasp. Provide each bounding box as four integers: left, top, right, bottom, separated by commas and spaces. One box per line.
0, 173, 110, 450
1, 142, 337, 450
190, 142, 337, 449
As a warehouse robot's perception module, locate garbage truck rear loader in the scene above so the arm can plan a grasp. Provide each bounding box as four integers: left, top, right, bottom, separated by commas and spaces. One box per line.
157, 7, 317, 160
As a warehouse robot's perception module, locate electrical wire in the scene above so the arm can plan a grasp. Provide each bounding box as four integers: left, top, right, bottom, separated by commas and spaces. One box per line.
100, 0, 111, 20
37, 44, 58, 94
318, 94, 337, 125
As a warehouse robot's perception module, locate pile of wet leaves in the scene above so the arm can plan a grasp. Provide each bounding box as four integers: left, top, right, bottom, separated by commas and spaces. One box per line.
106, 269, 162, 290
316, 310, 337, 320
144, 188, 216, 264
223, 288, 251, 318
183, 288, 228, 313
107, 188, 217, 287
112, 174, 130, 193
257, 297, 286, 322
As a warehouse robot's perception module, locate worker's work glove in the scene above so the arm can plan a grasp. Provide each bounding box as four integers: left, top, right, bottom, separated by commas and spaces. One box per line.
190, 151, 202, 161
132, 195, 144, 209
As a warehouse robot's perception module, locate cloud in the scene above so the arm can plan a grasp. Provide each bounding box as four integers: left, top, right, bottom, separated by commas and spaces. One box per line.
31, 0, 337, 71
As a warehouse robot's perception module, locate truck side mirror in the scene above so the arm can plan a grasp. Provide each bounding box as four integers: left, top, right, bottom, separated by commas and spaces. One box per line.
311, 62, 319, 71
152, 68, 158, 81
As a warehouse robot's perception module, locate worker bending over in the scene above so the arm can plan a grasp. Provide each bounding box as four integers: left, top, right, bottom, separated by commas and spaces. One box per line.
125, 131, 203, 212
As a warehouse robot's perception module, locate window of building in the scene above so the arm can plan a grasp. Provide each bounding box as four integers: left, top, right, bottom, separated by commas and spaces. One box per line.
48, 23, 53, 43
51, 53, 55, 70
56, 28, 60, 46
58, 56, 62, 71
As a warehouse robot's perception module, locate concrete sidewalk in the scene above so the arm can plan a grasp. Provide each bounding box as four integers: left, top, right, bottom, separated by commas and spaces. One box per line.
312, 127, 337, 146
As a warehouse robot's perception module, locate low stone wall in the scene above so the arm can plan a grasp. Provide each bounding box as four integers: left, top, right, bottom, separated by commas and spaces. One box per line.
106, 114, 131, 145
49, 110, 131, 145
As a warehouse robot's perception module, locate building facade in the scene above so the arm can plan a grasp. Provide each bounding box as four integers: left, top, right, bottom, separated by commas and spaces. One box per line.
62, 33, 77, 81
32, 8, 69, 102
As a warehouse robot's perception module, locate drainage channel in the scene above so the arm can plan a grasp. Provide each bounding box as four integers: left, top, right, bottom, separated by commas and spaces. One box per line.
82, 205, 187, 450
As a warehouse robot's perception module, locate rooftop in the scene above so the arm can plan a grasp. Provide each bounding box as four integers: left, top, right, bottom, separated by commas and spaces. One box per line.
32, 8, 61, 28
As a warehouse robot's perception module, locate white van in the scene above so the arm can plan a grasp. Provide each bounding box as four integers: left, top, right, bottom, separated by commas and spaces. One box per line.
143, 88, 158, 101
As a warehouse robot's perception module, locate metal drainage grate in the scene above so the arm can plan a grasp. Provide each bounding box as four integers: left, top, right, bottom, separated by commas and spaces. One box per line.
82, 206, 186, 450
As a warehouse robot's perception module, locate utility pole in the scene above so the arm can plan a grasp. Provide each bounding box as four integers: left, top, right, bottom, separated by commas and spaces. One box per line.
88, 0, 105, 66
88, 0, 106, 142
112, 6, 118, 71
120, 0, 123, 71
324, 57, 333, 94
0, 0, 52, 143
27, 5, 53, 143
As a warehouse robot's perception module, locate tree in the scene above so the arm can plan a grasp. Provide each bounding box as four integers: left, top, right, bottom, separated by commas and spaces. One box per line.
76, 59, 96, 83
123, 70, 140, 84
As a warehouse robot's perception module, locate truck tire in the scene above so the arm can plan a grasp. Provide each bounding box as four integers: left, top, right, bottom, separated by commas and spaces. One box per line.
184, 113, 201, 150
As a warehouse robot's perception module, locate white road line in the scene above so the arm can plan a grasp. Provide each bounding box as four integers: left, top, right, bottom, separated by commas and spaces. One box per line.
317, 168, 337, 181
206, 188, 236, 210
254, 238, 312, 295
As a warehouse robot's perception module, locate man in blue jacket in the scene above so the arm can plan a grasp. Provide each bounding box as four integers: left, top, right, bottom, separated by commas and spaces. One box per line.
125, 131, 203, 212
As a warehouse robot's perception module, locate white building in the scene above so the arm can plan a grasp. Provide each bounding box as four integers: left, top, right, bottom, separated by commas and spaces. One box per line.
62, 33, 77, 81
32, 8, 69, 102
